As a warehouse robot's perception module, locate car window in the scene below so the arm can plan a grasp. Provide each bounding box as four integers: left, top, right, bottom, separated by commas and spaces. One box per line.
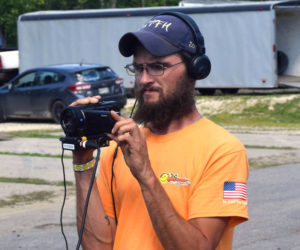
37, 71, 65, 86
13, 72, 36, 88
77, 67, 116, 82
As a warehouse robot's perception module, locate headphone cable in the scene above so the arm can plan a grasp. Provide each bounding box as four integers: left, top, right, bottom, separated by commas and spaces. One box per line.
76, 145, 101, 250
110, 98, 137, 225
60, 148, 69, 250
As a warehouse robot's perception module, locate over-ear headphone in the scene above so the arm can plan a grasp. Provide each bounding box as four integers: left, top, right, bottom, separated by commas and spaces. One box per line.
159, 11, 211, 80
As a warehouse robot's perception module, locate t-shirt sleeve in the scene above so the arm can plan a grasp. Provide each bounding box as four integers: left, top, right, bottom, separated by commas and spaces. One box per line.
96, 146, 116, 218
188, 140, 249, 228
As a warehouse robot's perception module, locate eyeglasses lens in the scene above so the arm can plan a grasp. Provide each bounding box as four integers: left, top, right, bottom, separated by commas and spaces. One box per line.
125, 63, 168, 76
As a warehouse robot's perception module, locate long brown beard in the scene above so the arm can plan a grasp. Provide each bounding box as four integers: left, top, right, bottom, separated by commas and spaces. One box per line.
133, 73, 195, 130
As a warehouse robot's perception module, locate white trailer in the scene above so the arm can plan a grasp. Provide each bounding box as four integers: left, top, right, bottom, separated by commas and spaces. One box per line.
18, 0, 300, 95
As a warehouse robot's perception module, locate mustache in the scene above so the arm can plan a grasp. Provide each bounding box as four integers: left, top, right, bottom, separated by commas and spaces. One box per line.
138, 84, 161, 94
134, 83, 163, 104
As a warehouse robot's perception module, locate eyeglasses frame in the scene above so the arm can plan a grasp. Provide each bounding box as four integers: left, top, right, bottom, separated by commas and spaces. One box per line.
124, 61, 184, 76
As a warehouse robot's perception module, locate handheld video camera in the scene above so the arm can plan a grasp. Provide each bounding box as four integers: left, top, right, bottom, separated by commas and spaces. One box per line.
60, 100, 118, 150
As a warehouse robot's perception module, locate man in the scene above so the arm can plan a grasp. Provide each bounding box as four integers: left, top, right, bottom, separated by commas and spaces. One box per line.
72, 12, 248, 250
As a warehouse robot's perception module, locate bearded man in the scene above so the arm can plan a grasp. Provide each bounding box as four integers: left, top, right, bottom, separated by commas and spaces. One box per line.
72, 12, 249, 250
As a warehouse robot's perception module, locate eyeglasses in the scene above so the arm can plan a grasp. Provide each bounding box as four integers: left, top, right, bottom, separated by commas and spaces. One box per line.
124, 61, 183, 76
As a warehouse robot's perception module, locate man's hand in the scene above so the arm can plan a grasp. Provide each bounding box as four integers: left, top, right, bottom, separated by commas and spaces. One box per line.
108, 111, 152, 184
71, 96, 102, 164
70, 95, 101, 106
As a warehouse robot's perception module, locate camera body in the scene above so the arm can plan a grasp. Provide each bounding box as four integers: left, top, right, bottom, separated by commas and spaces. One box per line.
60, 100, 118, 150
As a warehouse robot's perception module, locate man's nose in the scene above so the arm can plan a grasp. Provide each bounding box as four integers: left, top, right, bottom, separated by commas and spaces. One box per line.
138, 67, 154, 84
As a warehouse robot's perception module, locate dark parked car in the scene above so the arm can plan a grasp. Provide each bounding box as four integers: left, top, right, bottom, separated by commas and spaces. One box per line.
0, 64, 127, 123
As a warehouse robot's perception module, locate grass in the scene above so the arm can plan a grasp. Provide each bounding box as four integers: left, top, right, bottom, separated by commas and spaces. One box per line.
7, 129, 62, 138
0, 191, 56, 207
0, 176, 73, 186
0, 151, 71, 158
0, 177, 73, 207
195, 94, 300, 128
244, 145, 296, 150
249, 156, 300, 170
125, 93, 300, 128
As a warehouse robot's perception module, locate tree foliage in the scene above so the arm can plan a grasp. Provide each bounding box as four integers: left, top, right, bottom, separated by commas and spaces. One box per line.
0, 0, 44, 47
0, 0, 180, 47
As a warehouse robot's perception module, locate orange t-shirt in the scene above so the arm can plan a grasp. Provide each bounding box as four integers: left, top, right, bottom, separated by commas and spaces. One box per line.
97, 117, 249, 250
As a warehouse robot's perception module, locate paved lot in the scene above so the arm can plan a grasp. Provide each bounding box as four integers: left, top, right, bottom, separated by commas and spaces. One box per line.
0, 128, 300, 249
233, 163, 300, 250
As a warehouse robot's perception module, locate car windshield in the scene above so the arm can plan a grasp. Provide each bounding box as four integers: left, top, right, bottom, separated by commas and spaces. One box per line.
75, 67, 116, 83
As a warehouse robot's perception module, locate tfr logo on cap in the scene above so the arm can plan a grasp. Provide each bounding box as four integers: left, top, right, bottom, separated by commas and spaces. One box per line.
143, 19, 172, 32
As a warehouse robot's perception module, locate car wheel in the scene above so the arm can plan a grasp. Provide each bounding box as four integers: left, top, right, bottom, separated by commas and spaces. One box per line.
51, 100, 66, 124
198, 89, 216, 96
221, 88, 239, 95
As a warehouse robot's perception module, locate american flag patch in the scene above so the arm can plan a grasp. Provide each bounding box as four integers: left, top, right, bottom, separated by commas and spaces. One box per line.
223, 181, 247, 200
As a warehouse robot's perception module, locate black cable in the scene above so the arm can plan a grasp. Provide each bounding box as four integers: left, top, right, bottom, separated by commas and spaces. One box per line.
60, 148, 69, 250
76, 145, 101, 250
110, 98, 137, 225
129, 98, 138, 118
111, 146, 119, 225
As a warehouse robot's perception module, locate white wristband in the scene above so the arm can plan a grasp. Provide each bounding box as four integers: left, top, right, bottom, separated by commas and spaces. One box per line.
73, 159, 95, 172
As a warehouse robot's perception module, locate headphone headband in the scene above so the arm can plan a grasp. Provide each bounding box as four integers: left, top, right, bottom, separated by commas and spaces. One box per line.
159, 11, 206, 56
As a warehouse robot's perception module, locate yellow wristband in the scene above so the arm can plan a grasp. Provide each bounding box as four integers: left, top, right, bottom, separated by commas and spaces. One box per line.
73, 159, 95, 172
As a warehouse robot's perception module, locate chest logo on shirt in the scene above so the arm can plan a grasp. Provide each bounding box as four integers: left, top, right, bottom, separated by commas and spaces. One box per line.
159, 172, 191, 186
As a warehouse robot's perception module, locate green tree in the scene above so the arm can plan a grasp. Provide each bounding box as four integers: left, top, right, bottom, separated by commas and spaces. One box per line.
0, 0, 45, 47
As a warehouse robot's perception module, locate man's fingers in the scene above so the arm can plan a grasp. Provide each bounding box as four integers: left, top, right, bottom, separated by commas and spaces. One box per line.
70, 96, 101, 106
111, 111, 125, 135
111, 110, 124, 121
109, 119, 137, 145
111, 118, 135, 136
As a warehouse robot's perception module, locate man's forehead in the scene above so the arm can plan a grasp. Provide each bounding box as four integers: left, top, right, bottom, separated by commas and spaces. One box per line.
133, 45, 180, 62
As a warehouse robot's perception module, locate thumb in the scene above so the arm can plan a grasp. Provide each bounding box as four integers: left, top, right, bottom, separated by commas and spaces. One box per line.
111, 110, 124, 121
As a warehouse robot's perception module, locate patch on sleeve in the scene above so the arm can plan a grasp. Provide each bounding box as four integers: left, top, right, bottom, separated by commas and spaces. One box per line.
223, 181, 247, 200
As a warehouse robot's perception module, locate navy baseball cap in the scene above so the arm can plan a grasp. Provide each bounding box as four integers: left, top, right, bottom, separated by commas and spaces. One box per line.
118, 13, 197, 57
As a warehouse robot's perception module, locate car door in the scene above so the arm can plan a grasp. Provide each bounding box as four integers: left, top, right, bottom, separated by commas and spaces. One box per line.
5, 71, 37, 117
29, 70, 65, 118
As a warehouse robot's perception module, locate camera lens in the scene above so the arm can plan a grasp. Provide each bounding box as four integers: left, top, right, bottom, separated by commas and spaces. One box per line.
60, 101, 117, 139
61, 108, 85, 136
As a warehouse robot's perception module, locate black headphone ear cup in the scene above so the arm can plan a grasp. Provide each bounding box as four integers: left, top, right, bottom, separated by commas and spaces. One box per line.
188, 55, 211, 80
159, 11, 211, 79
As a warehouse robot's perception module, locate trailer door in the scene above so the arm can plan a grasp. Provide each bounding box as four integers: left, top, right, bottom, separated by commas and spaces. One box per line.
275, 4, 300, 88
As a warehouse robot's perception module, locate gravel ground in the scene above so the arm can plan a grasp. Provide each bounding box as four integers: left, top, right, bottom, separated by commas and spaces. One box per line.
1, 105, 300, 249
0, 132, 299, 250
